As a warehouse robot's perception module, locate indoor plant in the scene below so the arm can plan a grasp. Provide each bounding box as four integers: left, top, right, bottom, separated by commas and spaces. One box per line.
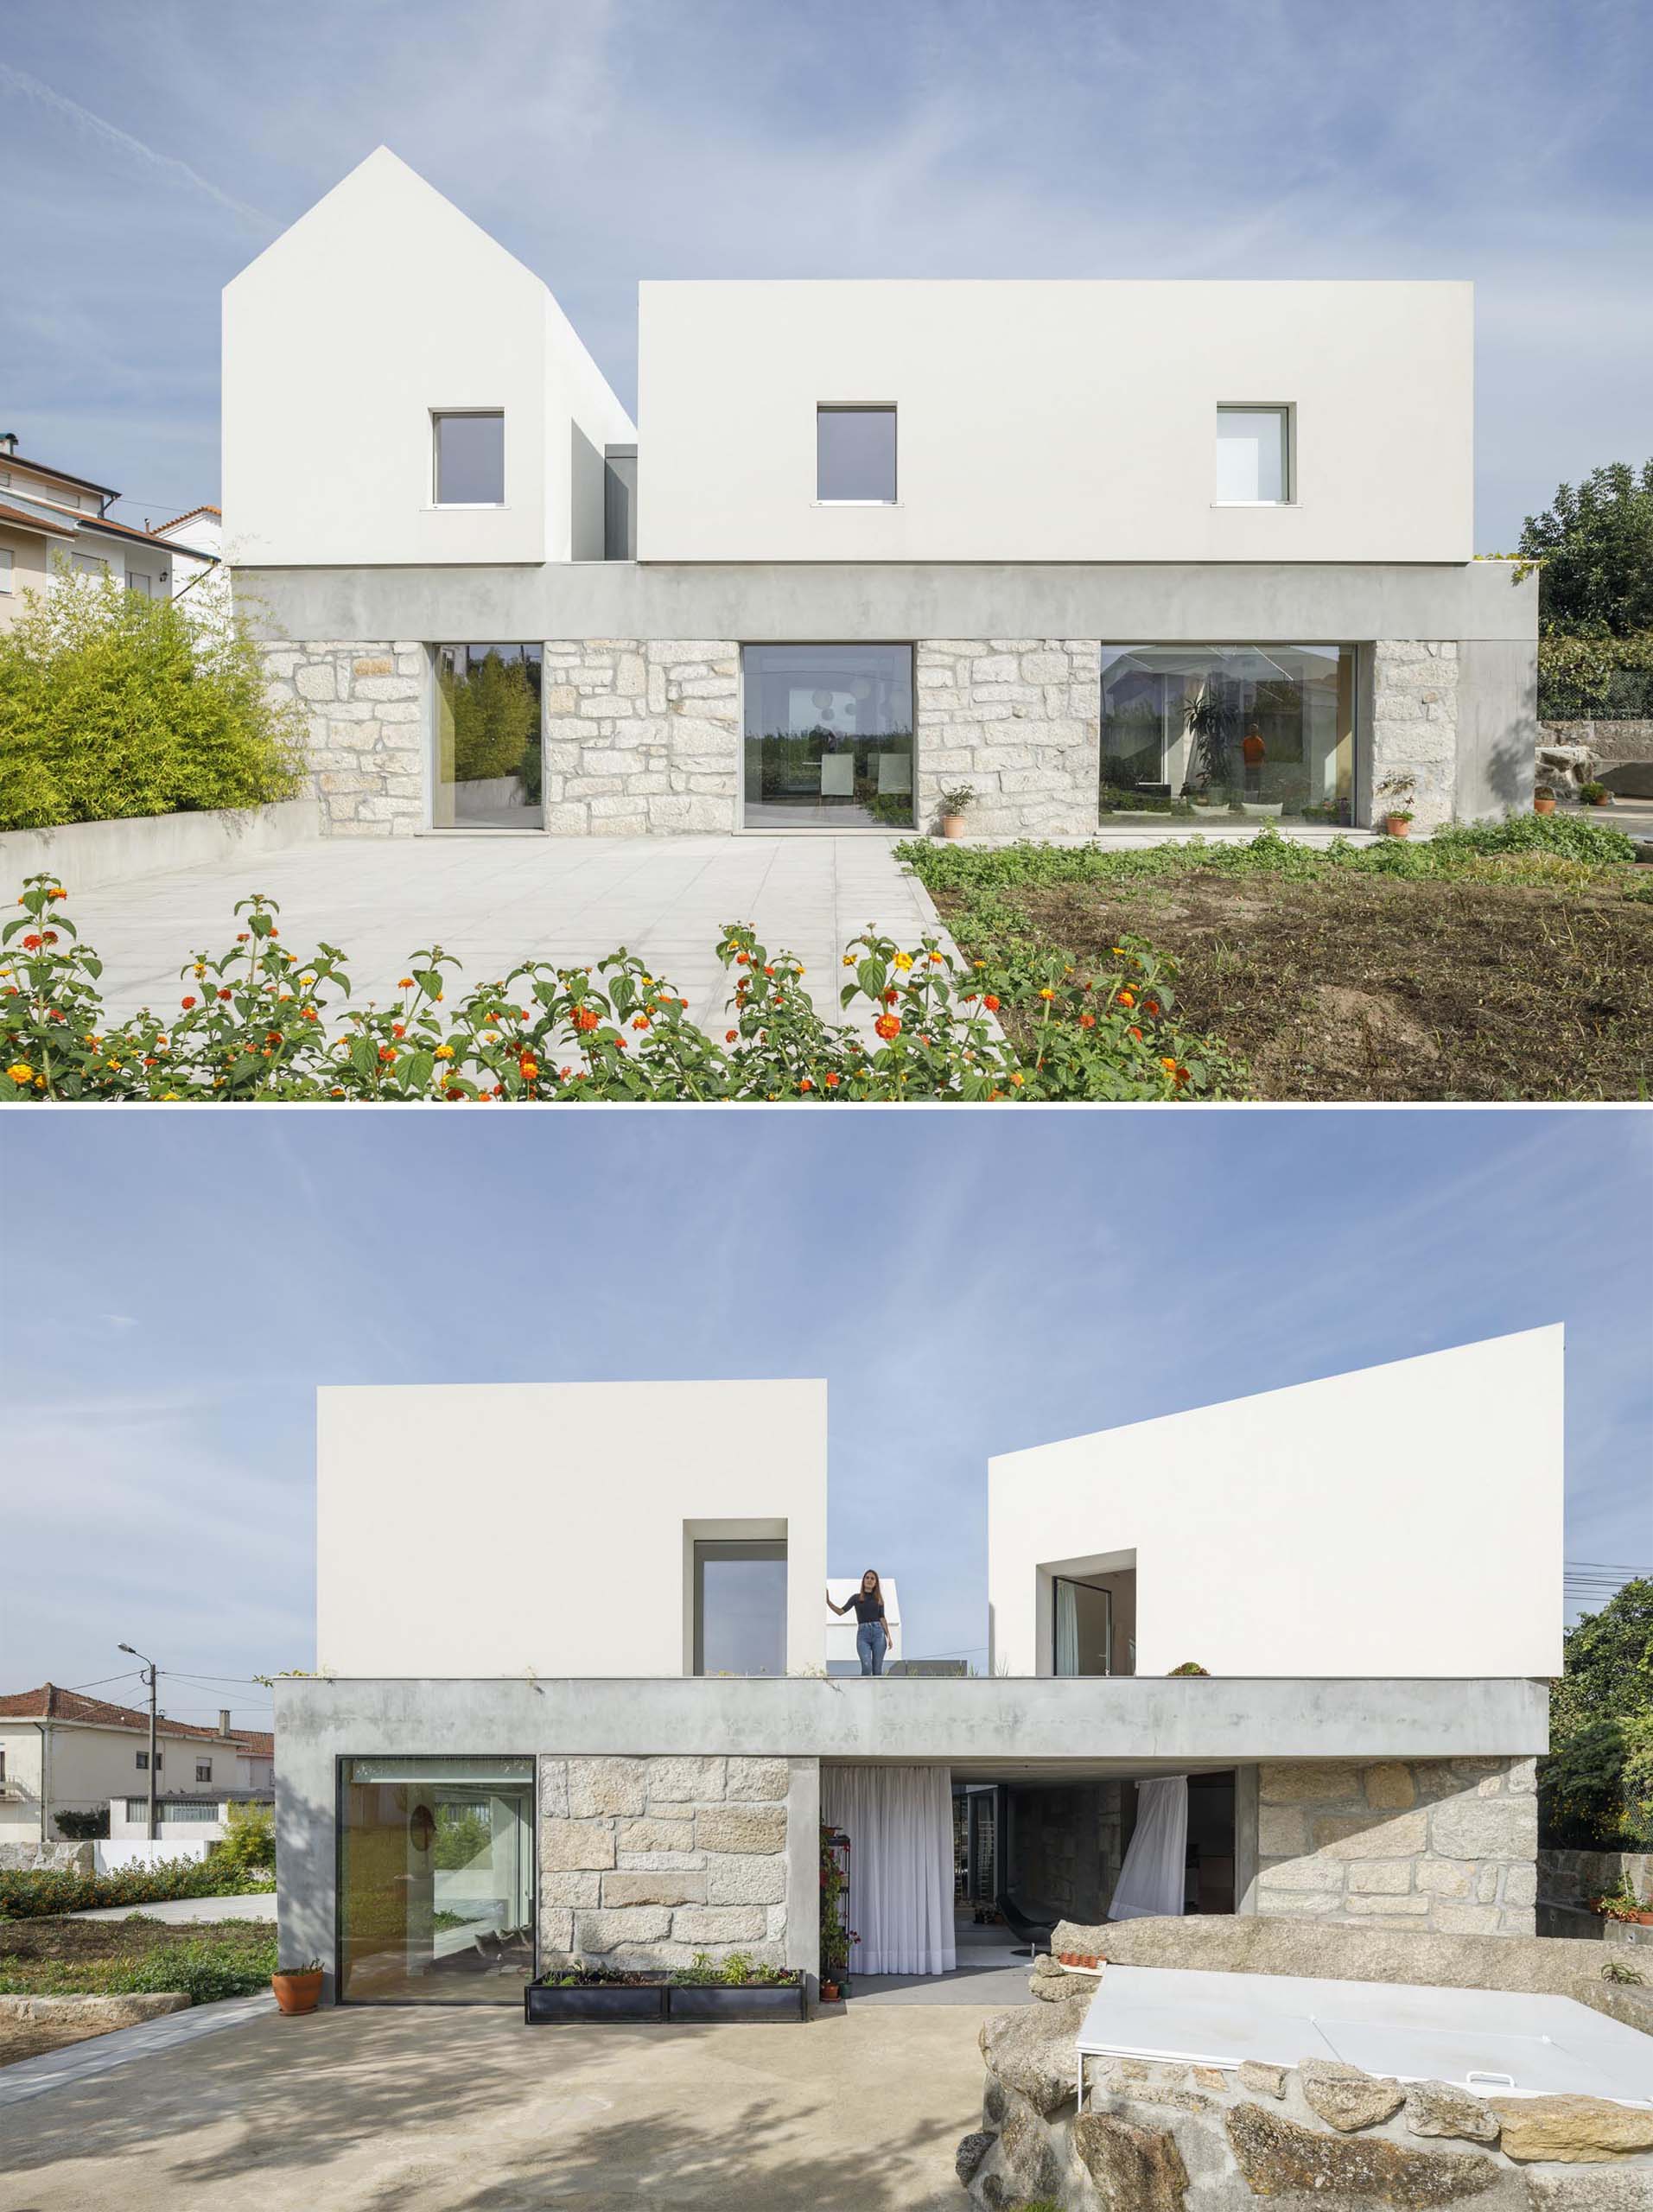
1534, 783, 1557, 817
938, 784, 976, 840
271, 1955, 323, 2015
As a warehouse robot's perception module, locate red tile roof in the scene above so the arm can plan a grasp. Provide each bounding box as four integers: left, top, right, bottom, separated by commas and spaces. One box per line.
0, 1684, 273, 1758
153, 505, 221, 534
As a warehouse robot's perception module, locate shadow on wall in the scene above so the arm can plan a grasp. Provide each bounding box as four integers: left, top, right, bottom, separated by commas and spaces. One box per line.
0, 2011, 977, 2211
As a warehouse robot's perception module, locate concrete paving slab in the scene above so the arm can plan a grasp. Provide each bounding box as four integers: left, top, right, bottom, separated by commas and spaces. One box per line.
27, 835, 952, 1038
0, 1999, 1008, 2209
69, 1893, 276, 1925
0, 1992, 275, 2110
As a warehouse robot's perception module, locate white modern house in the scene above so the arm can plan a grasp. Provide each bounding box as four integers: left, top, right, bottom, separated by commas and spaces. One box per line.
226, 149, 1537, 844
0, 1686, 274, 1853
273, 1328, 1559, 2010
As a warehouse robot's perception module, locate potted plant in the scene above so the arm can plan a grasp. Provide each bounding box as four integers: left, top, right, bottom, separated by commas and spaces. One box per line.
666, 1952, 806, 2023
938, 785, 976, 840
820, 1823, 854, 2002
525, 1964, 669, 2022
271, 1955, 323, 2015
1580, 780, 1612, 808
1534, 783, 1557, 817
1591, 1880, 1653, 1928
1377, 772, 1417, 837
1184, 683, 1237, 798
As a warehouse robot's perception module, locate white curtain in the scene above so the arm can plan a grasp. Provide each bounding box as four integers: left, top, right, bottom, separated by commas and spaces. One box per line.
821, 1764, 957, 1975
1107, 1776, 1189, 1922
1054, 1582, 1079, 1677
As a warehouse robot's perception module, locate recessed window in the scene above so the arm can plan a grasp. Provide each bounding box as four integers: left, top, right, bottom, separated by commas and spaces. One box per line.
137, 1749, 162, 1770
433, 410, 505, 505
0, 550, 12, 594
742, 643, 914, 829
195, 1760, 213, 1783
1216, 406, 1291, 505
693, 1540, 787, 1676
817, 405, 896, 503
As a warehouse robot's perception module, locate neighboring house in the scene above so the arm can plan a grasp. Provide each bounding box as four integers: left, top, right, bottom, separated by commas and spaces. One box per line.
0, 431, 219, 629
0, 1686, 274, 1847
105, 1784, 275, 1866
274, 1328, 1559, 2008
226, 149, 1536, 843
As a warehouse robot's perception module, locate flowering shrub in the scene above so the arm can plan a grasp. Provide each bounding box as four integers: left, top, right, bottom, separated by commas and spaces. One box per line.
0, 876, 1238, 1102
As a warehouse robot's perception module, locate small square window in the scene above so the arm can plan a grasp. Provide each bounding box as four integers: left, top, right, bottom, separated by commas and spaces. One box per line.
1216, 406, 1291, 504
196, 1761, 212, 1784
434, 411, 505, 505
817, 406, 896, 503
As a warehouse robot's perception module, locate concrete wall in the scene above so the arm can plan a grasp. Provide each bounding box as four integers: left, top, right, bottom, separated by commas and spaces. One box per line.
989, 1328, 1564, 1680
639, 281, 1473, 564
222, 149, 633, 569
315, 1379, 828, 1677
0, 794, 320, 900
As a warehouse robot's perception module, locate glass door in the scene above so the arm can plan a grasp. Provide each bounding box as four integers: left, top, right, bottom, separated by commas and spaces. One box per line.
339, 1756, 535, 2003
1052, 1577, 1114, 1676
433, 644, 544, 829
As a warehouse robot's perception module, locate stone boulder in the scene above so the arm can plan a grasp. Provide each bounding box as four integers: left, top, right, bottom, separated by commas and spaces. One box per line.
1072, 2110, 1190, 2211
1405, 2081, 1501, 2143
1300, 2058, 1408, 2132
1225, 2101, 1507, 2202
954, 2131, 995, 2186
978, 1994, 1089, 2117
1487, 2095, 1653, 2164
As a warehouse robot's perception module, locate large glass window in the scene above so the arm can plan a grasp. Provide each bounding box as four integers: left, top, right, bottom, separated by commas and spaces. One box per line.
742, 644, 913, 829
1216, 406, 1290, 504
817, 406, 896, 503
1100, 645, 1357, 826
433, 643, 544, 830
433, 411, 505, 505
694, 1541, 787, 1676
339, 1756, 535, 2005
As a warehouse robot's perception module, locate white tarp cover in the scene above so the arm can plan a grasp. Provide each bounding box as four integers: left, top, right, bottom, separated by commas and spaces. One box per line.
1078, 1966, 1653, 2104
1107, 1776, 1188, 1922
821, 1764, 957, 1976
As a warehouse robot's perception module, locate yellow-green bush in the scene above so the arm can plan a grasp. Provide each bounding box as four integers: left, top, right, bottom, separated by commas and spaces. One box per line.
0, 568, 303, 832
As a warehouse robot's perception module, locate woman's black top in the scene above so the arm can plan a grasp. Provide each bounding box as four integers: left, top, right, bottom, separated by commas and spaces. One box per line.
851, 1588, 884, 1623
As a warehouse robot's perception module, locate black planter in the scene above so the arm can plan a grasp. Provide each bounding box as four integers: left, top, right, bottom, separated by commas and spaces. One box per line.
666, 1981, 806, 2024
525, 1980, 666, 2024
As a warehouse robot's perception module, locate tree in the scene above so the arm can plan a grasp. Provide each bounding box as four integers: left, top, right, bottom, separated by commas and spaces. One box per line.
1540, 1576, 1653, 1847
1518, 461, 1653, 638
447, 652, 537, 783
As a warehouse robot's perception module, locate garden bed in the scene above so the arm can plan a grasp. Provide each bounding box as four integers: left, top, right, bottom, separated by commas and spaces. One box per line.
0, 1914, 277, 2067
903, 824, 1653, 1103
525, 1967, 805, 2025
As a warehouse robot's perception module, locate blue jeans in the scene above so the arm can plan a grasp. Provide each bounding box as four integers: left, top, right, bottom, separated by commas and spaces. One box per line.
856, 1623, 887, 1675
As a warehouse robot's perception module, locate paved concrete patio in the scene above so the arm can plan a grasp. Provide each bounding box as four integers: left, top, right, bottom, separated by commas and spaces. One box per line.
70, 1892, 275, 1925
34, 834, 948, 1035
0, 1999, 1004, 2210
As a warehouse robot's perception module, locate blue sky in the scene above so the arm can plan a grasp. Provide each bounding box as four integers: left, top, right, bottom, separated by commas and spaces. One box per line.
3, 1109, 1649, 1733
2, 0, 1650, 546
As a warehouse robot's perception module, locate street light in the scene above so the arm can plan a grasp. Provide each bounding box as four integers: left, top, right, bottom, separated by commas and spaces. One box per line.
118, 1644, 158, 1844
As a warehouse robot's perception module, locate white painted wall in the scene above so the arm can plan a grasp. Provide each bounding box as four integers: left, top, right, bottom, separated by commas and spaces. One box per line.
0, 1720, 264, 1841
316, 1379, 828, 1677
988, 1328, 1563, 1680
639, 280, 1472, 565
222, 148, 634, 569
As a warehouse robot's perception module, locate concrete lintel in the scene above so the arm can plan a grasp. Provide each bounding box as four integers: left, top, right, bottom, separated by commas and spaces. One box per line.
238, 560, 1538, 649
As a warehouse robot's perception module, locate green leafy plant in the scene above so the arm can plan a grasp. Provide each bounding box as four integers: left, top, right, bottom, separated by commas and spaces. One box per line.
1167, 1661, 1210, 1677
1590, 1878, 1652, 1923
1601, 1958, 1644, 1986
213, 1801, 276, 1878
1541, 1576, 1653, 1849
1580, 781, 1610, 804
0, 877, 1237, 1103
0, 564, 303, 832
938, 785, 976, 817
0, 1856, 273, 1923
0, 1923, 277, 2005
1520, 460, 1653, 638
52, 1808, 109, 1841
821, 1826, 855, 1980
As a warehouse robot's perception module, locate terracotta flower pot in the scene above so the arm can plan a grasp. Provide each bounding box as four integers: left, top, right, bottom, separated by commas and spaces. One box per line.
820, 1980, 841, 2002
941, 815, 968, 840
271, 1969, 323, 2016
1590, 793, 1612, 807
1384, 815, 1411, 839
1534, 797, 1556, 816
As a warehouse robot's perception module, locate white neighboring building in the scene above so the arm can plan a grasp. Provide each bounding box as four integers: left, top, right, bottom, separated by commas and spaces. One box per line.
0, 1685, 273, 1851
0, 434, 219, 628
104, 1785, 274, 1869
275, 1332, 1558, 2012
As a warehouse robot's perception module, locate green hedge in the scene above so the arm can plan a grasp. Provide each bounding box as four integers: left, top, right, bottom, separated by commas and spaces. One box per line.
0, 1856, 275, 1922
1538, 631, 1653, 722
0, 568, 303, 832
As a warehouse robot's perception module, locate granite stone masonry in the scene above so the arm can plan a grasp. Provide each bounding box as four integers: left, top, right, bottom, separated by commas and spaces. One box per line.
539, 638, 740, 836
1369, 639, 1459, 831
913, 639, 1102, 837
537, 1753, 789, 1970
1255, 1756, 1537, 1935
260, 640, 427, 836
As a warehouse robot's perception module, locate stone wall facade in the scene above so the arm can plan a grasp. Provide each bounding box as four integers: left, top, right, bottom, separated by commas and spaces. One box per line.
1255, 1756, 1537, 1936
540, 638, 739, 835
537, 1754, 790, 1971
261, 639, 427, 836
914, 639, 1101, 837
1368, 639, 1459, 831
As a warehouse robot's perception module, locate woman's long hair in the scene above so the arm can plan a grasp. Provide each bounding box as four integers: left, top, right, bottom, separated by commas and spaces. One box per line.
860, 1568, 883, 1606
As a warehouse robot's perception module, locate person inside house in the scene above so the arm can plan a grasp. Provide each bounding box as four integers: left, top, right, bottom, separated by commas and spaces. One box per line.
829, 1569, 892, 1675
1241, 721, 1267, 796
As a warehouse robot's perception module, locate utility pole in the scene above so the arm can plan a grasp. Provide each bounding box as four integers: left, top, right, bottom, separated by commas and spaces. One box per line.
119, 1644, 158, 1843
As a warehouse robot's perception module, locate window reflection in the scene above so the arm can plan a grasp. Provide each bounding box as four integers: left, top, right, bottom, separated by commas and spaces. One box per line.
743, 645, 913, 828
434, 643, 543, 829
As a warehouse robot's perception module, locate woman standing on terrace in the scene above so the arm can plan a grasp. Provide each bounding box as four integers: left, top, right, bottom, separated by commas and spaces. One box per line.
829, 1569, 892, 1675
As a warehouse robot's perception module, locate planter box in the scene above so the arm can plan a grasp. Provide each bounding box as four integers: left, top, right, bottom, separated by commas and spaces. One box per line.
666, 1982, 805, 2024
0, 794, 320, 901
525, 1980, 666, 2024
